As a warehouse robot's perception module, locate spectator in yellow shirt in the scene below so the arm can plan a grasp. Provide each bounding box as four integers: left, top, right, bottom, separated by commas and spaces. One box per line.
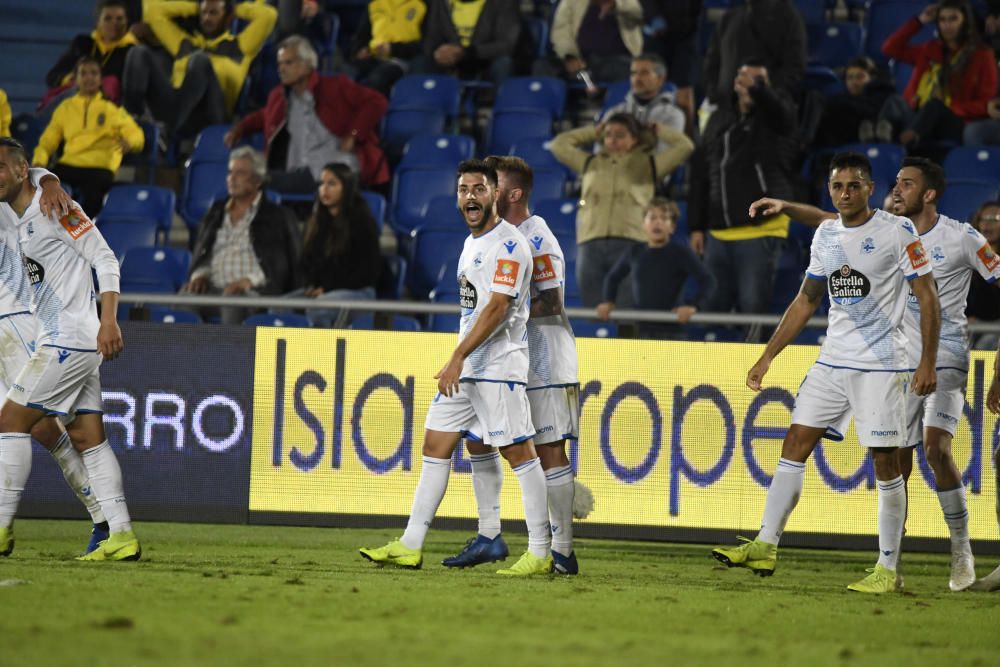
33, 57, 145, 217
0, 89, 10, 137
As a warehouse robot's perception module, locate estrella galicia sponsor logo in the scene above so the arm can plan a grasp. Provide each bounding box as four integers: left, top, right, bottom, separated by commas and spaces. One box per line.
871, 429, 898, 437
829, 264, 870, 305
22, 256, 43, 285
459, 274, 477, 310
862, 237, 875, 254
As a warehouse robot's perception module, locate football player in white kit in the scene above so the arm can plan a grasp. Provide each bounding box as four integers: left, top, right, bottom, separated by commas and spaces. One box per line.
747, 157, 998, 592
442, 156, 586, 574
712, 151, 941, 593
0, 162, 112, 556
0, 137, 139, 561
360, 160, 554, 575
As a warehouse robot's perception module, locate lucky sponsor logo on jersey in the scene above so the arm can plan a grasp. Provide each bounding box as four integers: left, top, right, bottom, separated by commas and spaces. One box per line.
977, 243, 1000, 272
829, 264, 871, 305
59, 206, 94, 240
532, 254, 556, 282
906, 240, 929, 269
493, 259, 519, 287
459, 273, 477, 309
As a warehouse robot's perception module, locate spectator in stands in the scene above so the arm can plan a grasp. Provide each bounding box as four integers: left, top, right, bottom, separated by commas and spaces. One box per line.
182, 147, 302, 325
877, 0, 998, 149
596, 197, 714, 339
43, 0, 137, 110
122, 0, 277, 139
226, 36, 390, 193
814, 56, 894, 147
549, 111, 694, 307
984, 0, 1000, 59
703, 0, 806, 111
688, 61, 798, 336
416, 0, 520, 83
274, 0, 330, 43
350, 0, 427, 96
536, 0, 643, 84
599, 53, 684, 135
0, 89, 9, 137
290, 162, 382, 327
967, 200, 1000, 349
638, 0, 701, 132
962, 96, 1000, 145
32, 56, 144, 217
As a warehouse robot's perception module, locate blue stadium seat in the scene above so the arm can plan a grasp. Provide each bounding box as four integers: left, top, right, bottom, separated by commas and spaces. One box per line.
349, 313, 422, 331
531, 169, 567, 203
375, 254, 408, 300
563, 259, 581, 307
121, 246, 192, 291
942, 147, 1000, 185
190, 124, 232, 162
381, 108, 447, 159
795, 0, 827, 25
802, 65, 844, 95
409, 226, 469, 298
570, 319, 617, 338
809, 22, 865, 68
10, 114, 44, 156
361, 190, 387, 233
147, 307, 202, 324
939, 181, 1000, 224
428, 287, 461, 333
180, 158, 228, 230
420, 194, 464, 230
487, 110, 553, 155
890, 58, 914, 93
391, 167, 456, 233
674, 200, 689, 243
533, 198, 577, 237
865, 1, 934, 65
101, 185, 176, 238
494, 77, 567, 118
244, 313, 313, 328
99, 220, 159, 261
510, 137, 572, 178
389, 75, 462, 120
399, 134, 475, 171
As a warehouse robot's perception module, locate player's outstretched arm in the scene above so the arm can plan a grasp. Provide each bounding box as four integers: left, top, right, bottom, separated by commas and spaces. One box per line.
910, 272, 940, 396
748, 197, 835, 227
746, 276, 826, 391
435, 292, 513, 397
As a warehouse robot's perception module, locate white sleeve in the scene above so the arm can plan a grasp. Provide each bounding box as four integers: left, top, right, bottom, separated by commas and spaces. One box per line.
963, 224, 1000, 283
51, 204, 121, 293
805, 226, 826, 279
530, 233, 563, 292
896, 222, 932, 281
488, 238, 531, 299
27, 167, 55, 188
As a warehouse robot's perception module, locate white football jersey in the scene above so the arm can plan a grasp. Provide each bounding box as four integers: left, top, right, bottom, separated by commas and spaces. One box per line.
0, 169, 54, 319
903, 214, 1000, 371
806, 209, 933, 371
516, 215, 578, 388
8, 188, 120, 351
456, 220, 532, 383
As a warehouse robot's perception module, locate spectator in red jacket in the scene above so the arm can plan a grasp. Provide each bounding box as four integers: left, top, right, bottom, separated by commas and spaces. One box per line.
225, 35, 390, 191
876, 0, 998, 149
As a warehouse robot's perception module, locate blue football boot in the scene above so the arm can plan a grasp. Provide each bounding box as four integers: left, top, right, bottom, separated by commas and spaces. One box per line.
84, 522, 110, 555
552, 550, 579, 575
442, 534, 509, 568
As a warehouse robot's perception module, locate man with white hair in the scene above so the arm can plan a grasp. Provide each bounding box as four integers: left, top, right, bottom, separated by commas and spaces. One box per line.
225, 35, 390, 191
181, 146, 302, 324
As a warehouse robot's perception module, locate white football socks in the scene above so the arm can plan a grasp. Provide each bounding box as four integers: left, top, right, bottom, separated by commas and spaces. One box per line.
937, 486, 970, 553
400, 456, 451, 550
876, 476, 907, 571
469, 451, 503, 540
81, 441, 132, 533
757, 458, 805, 545
0, 434, 31, 529
513, 457, 550, 558
49, 432, 105, 525
545, 464, 575, 556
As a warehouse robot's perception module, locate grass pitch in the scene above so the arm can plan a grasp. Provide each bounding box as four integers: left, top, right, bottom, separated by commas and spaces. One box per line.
1, 520, 998, 667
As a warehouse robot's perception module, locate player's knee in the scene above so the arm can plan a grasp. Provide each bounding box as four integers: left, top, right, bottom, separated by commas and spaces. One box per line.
871, 449, 900, 479
536, 441, 569, 469
29, 419, 64, 449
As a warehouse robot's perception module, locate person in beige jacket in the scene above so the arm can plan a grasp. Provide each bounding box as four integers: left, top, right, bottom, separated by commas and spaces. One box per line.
549, 112, 694, 307
534, 0, 644, 83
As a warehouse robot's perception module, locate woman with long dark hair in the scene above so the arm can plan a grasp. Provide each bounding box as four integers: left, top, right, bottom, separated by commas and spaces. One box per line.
296, 161, 381, 326
877, 0, 998, 148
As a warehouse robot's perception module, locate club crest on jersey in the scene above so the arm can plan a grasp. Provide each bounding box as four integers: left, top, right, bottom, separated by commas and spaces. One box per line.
59, 207, 94, 240
977, 244, 1000, 271
530, 235, 544, 250
532, 254, 556, 282
931, 245, 945, 262
472, 252, 483, 268
906, 240, 928, 269
503, 240, 517, 255
493, 259, 520, 287
829, 264, 871, 305
861, 237, 875, 254
459, 274, 477, 310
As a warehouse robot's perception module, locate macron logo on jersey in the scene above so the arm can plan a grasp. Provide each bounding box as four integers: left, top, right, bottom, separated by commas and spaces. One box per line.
493, 259, 520, 287
503, 240, 517, 254
530, 235, 544, 250
977, 244, 1000, 272
532, 254, 556, 282
906, 240, 929, 269
60, 207, 94, 240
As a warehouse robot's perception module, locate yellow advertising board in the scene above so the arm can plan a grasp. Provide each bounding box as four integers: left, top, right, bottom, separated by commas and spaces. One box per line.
250, 329, 999, 540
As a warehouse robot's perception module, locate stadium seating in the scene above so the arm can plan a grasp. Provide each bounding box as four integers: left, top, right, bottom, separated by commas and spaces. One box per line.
563, 259, 582, 307
494, 77, 567, 118
531, 169, 568, 203
101, 185, 177, 240
427, 286, 461, 333
179, 157, 228, 231
381, 109, 448, 161
942, 147, 1000, 185
510, 137, 571, 178
375, 254, 408, 300
99, 219, 160, 261
120, 246, 192, 292
349, 313, 422, 331
391, 167, 456, 233
389, 74, 462, 120
122, 121, 161, 184
795, 0, 828, 25
409, 224, 468, 298
570, 319, 617, 338
533, 198, 578, 237
10, 114, 44, 156
361, 190, 387, 233
146, 307, 202, 324
398, 134, 476, 171
865, 1, 934, 65
939, 181, 1000, 224
808, 22, 865, 68
243, 313, 313, 328
802, 65, 844, 96
487, 110, 554, 156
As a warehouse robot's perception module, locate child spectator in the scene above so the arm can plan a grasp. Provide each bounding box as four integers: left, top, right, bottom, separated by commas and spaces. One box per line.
32, 56, 144, 217
595, 197, 714, 339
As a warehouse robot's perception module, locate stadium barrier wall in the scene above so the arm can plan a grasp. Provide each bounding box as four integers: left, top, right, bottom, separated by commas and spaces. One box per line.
21, 324, 1000, 553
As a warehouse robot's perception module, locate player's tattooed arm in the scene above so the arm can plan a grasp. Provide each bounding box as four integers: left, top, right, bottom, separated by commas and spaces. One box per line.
801, 276, 827, 305
530, 287, 563, 318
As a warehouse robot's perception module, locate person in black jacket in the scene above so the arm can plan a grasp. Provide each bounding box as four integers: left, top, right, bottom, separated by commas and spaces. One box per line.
182, 146, 302, 324
415, 0, 520, 83
293, 162, 381, 327
349, 0, 428, 96
688, 60, 798, 336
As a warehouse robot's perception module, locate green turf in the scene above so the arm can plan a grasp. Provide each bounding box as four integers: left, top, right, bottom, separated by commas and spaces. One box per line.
1, 520, 998, 667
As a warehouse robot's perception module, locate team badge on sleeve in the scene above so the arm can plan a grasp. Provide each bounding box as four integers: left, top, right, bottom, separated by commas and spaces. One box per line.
977, 244, 1000, 272
532, 254, 556, 282
59, 207, 94, 240
906, 240, 928, 269
493, 259, 520, 287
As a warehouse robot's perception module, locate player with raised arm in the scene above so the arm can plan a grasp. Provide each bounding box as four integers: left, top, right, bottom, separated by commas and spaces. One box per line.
750, 157, 996, 591
0, 137, 139, 561
712, 151, 941, 593
0, 161, 111, 556
360, 160, 553, 576
441, 155, 589, 575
